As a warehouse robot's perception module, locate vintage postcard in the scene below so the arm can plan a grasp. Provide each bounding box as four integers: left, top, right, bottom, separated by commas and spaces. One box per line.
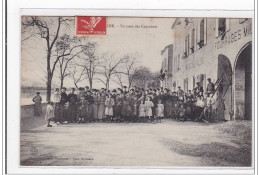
20, 16, 253, 167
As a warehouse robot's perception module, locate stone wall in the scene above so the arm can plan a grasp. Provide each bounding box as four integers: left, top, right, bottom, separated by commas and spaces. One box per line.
21, 103, 47, 118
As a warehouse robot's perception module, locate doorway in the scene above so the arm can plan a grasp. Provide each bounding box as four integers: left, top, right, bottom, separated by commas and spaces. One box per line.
234, 42, 252, 120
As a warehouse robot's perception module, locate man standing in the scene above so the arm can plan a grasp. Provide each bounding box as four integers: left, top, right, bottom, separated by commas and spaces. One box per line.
85, 90, 94, 122
92, 90, 99, 121
60, 87, 68, 122
206, 78, 215, 95
122, 86, 128, 96
163, 88, 173, 118
177, 86, 184, 97
67, 88, 78, 122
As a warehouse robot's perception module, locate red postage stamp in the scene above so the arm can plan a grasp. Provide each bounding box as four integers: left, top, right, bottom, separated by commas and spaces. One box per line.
76, 16, 107, 36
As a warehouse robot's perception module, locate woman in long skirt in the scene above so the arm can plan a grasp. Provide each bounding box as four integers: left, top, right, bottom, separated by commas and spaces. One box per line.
163, 90, 173, 118
85, 91, 94, 122
32, 92, 42, 117
97, 90, 106, 121
92, 90, 99, 121
45, 102, 55, 127
114, 93, 123, 122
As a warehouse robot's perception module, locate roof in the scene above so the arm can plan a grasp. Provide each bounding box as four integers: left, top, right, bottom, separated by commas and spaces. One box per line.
161, 44, 173, 55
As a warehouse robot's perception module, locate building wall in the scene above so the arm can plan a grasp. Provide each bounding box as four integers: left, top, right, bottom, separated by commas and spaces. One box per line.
160, 44, 173, 89
167, 18, 252, 120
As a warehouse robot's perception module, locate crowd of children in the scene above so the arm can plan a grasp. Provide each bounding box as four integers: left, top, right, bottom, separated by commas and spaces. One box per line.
41, 78, 221, 127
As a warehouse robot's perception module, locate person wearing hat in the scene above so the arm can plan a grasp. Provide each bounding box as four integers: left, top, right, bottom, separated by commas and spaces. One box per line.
132, 90, 141, 122
177, 86, 184, 97
98, 88, 106, 122
92, 89, 99, 121
105, 93, 115, 122
206, 78, 215, 95
85, 90, 94, 122
67, 88, 78, 122
59, 87, 68, 123
122, 86, 128, 95
162, 88, 173, 118
77, 87, 85, 102
115, 89, 124, 122
111, 90, 117, 113
193, 82, 204, 96
171, 91, 179, 111
84, 86, 90, 95
60, 87, 68, 105
177, 86, 185, 103
128, 89, 135, 122
121, 93, 131, 122
32, 92, 42, 117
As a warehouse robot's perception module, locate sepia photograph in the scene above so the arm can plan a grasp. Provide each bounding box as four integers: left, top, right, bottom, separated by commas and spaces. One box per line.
20, 16, 253, 167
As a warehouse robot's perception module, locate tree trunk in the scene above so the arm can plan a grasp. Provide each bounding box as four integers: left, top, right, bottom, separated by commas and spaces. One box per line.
46, 71, 52, 102
46, 50, 52, 102
89, 77, 93, 90
60, 77, 64, 90
106, 79, 110, 90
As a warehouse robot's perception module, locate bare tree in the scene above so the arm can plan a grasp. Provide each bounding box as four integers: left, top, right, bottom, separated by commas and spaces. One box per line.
113, 73, 125, 89
70, 66, 87, 89
72, 42, 98, 90
123, 55, 139, 89
112, 53, 140, 89
131, 66, 152, 88
22, 16, 73, 101
96, 53, 126, 89
54, 35, 84, 89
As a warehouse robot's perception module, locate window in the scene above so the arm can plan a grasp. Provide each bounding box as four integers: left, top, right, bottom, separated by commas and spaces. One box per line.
190, 28, 195, 54
197, 19, 207, 48
216, 18, 230, 37
200, 19, 205, 41
184, 35, 190, 58
218, 18, 226, 36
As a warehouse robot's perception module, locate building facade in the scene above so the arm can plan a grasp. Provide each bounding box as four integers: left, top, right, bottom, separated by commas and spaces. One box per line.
160, 44, 174, 90
160, 18, 252, 120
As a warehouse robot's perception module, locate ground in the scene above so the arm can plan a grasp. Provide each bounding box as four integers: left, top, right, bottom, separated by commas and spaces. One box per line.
20, 115, 252, 167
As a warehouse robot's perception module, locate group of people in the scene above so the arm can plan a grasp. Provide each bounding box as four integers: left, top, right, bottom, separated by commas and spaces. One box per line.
34, 78, 223, 127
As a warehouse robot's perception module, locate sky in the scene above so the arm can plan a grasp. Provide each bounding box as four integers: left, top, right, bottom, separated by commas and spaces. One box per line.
21, 17, 175, 89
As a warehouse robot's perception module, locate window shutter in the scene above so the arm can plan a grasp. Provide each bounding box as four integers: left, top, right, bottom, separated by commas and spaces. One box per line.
215, 18, 219, 37
204, 18, 207, 45
188, 34, 190, 55
194, 26, 197, 51
197, 22, 200, 44
183, 35, 186, 54
226, 18, 230, 31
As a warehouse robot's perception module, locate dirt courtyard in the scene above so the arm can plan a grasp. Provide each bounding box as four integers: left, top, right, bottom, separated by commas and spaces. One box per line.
20, 116, 252, 167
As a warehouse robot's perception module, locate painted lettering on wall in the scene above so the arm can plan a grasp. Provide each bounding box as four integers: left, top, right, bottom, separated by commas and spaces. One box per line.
215, 23, 252, 49
186, 58, 204, 70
